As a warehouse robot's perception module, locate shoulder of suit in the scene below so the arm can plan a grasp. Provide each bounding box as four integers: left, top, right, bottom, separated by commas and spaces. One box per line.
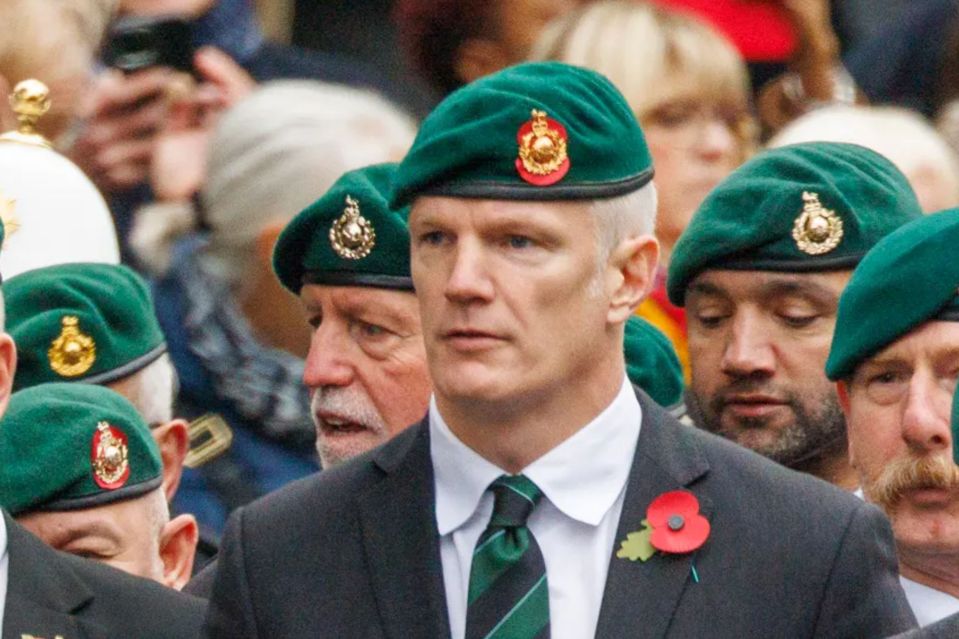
60, 550, 206, 633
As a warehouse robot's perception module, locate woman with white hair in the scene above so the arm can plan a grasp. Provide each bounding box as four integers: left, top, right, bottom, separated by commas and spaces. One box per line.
132, 80, 416, 536
530, 0, 756, 378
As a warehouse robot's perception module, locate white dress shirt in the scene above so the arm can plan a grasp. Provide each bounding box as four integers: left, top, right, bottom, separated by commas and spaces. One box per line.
901, 576, 959, 627
431, 376, 641, 639
0, 515, 8, 630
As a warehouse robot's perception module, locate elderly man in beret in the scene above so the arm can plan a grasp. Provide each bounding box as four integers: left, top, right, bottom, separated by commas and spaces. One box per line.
205, 63, 914, 638
0, 382, 198, 590
668, 142, 922, 489
3, 263, 192, 501
826, 209, 959, 626
0, 222, 204, 635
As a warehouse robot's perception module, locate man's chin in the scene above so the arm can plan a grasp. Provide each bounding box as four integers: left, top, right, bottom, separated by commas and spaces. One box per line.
316, 431, 387, 468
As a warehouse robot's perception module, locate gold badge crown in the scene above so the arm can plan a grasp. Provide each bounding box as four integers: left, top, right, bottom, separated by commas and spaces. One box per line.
792, 191, 844, 255
518, 109, 568, 177
329, 195, 376, 260
48, 316, 96, 377
92, 421, 129, 487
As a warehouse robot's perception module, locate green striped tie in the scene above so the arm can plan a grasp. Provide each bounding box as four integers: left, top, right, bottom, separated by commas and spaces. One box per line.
465, 474, 550, 639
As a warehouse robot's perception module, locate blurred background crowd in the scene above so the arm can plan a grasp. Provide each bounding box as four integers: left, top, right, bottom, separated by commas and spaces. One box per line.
4, 0, 959, 571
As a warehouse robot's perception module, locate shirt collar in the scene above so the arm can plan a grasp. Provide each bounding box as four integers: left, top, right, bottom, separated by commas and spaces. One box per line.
432, 376, 641, 535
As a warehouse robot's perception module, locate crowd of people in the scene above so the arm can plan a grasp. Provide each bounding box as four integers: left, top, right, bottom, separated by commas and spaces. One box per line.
0, 0, 958, 637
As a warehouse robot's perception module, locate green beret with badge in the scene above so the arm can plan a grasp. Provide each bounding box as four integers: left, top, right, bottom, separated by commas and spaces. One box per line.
391, 61, 653, 207
667, 142, 923, 306
624, 316, 684, 407
826, 208, 959, 380
274, 162, 413, 294
4, 262, 166, 392
0, 382, 162, 516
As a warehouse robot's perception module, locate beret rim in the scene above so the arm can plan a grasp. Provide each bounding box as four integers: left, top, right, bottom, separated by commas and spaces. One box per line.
396, 168, 655, 208
29, 475, 163, 515
78, 343, 168, 385
302, 271, 414, 291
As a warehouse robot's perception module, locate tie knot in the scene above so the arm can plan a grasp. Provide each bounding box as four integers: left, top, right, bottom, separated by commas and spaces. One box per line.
489, 475, 543, 528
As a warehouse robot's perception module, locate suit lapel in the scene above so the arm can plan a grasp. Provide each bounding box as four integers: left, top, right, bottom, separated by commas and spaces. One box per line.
1, 513, 104, 639
595, 392, 711, 639
358, 421, 451, 639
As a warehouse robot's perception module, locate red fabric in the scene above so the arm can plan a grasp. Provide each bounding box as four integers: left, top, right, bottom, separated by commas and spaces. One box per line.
650, 0, 797, 61
649, 274, 687, 336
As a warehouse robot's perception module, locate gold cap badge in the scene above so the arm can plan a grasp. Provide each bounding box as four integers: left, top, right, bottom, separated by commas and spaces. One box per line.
91, 421, 130, 490
0, 189, 19, 244
48, 316, 96, 377
792, 191, 844, 255
516, 109, 570, 186
329, 195, 375, 260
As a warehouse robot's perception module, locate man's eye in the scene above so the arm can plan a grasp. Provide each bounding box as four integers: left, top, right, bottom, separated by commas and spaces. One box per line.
307, 315, 321, 329
506, 235, 533, 249
694, 312, 726, 328
358, 322, 388, 338
779, 314, 817, 328
419, 231, 447, 246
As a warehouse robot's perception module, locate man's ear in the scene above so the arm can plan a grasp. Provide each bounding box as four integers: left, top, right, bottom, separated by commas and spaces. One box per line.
159, 513, 198, 591
453, 38, 511, 86
0, 333, 18, 419
152, 419, 189, 501
606, 235, 660, 324
836, 381, 851, 417
254, 220, 285, 267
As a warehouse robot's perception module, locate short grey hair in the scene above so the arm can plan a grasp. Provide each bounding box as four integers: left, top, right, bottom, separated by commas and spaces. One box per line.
115, 353, 177, 425
590, 181, 658, 261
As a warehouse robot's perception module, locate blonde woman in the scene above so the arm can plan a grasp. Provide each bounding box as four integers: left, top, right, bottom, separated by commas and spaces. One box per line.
531, 0, 756, 379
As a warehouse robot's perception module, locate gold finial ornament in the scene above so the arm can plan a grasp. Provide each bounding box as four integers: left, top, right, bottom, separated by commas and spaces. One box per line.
48, 316, 96, 377
516, 109, 570, 186
0, 79, 52, 148
329, 195, 376, 260
92, 421, 130, 489
792, 191, 844, 255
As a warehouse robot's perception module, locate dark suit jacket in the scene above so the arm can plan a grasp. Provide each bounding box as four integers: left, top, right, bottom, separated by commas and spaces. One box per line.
204, 390, 917, 638
2, 513, 206, 639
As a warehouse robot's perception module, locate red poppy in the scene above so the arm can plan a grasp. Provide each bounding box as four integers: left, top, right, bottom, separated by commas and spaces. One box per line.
646, 490, 710, 554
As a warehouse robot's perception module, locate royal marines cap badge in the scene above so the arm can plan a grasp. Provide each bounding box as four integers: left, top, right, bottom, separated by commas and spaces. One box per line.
48, 316, 96, 377
516, 109, 570, 186
91, 421, 130, 490
0, 189, 19, 245
329, 195, 375, 260
792, 191, 844, 255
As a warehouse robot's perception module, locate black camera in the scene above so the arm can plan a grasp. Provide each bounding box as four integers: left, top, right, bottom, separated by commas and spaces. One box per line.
103, 15, 195, 74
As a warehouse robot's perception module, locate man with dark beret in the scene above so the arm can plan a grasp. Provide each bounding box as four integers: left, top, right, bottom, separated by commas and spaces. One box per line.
827, 209, 959, 627
0, 383, 197, 590
668, 142, 922, 488
205, 62, 914, 638
0, 227, 205, 636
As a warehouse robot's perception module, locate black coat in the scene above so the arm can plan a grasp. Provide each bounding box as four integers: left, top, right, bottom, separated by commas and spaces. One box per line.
204, 390, 917, 638
2, 512, 205, 639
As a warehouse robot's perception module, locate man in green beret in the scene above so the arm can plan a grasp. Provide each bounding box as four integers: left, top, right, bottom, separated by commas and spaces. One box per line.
668, 141, 922, 488
0, 382, 199, 590
270, 162, 682, 475
4, 262, 191, 502
205, 63, 914, 638
827, 209, 959, 627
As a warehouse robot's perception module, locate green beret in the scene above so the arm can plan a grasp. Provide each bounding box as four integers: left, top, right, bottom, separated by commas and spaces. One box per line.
624, 316, 684, 407
274, 163, 413, 294
0, 383, 162, 515
668, 142, 922, 306
391, 61, 653, 207
5, 263, 166, 391
826, 209, 959, 380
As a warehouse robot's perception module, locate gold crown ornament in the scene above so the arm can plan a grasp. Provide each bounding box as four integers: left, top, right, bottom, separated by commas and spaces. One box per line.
48, 316, 96, 377
792, 191, 844, 255
91, 421, 130, 489
329, 195, 376, 260
515, 109, 570, 186
0, 79, 52, 148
